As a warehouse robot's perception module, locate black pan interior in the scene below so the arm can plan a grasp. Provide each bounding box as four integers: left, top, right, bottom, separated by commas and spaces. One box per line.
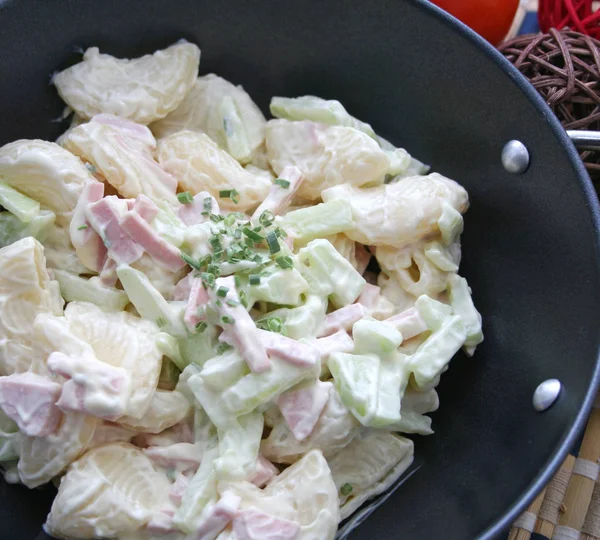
0, 0, 599, 538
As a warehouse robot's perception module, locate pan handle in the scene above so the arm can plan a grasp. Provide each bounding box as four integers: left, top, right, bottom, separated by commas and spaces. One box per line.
567, 130, 600, 150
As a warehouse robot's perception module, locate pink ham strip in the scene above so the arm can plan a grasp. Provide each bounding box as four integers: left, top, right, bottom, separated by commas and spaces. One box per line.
317, 303, 367, 338
194, 491, 241, 540
48, 351, 131, 420
0, 372, 62, 437
257, 330, 318, 368
178, 191, 220, 226
143, 442, 202, 473
70, 180, 107, 273
251, 166, 304, 220
133, 194, 159, 223
120, 210, 186, 272
169, 472, 190, 505
146, 507, 178, 535
86, 198, 144, 265
99, 257, 118, 288
313, 330, 355, 359
251, 455, 279, 488
184, 277, 209, 332
357, 283, 381, 310
211, 277, 270, 373
173, 272, 195, 301
233, 508, 300, 540
355, 243, 372, 275
385, 307, 428, 340
277, 380, 331, 441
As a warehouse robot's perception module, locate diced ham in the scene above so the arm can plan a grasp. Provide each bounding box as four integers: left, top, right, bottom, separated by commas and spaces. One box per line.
99, 257, 118, 287
277, 380, 332, 441
146, 506, 178, 535
144, 442, 202, 473
317, 304, 367, 337
233, 508, 300, 540
169, 472, 190, 505
133, 194, 159, 223
211, 277, 270, 373
178, 191, 220, 226
48, 351, 131, 420
252, 166, 304, 220
356, 283, 381, 310
355, 243, 372, 275
86, 197, 144, 265
69, 180, 107, 273
173, 272, 194, 301
184, 277, 209, 332
0, 372, 62, 437
385, 307, 428, 340
194, 491, 241, 540
313, 331, 355, 360
250, 455, 279, 488
257, 330, 318, 368
120, 210, 186, 272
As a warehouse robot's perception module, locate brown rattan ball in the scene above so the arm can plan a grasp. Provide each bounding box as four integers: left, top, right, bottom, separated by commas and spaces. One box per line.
499, 28, 600, 179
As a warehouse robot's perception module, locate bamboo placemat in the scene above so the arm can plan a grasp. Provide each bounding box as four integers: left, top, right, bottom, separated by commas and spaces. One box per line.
509, 404, 600, 540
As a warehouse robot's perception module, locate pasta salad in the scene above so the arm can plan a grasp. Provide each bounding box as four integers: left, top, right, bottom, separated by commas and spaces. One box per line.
0, 40, 482, 540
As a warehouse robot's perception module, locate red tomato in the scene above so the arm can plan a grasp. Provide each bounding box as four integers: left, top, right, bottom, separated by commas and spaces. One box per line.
430, 0, 520, 45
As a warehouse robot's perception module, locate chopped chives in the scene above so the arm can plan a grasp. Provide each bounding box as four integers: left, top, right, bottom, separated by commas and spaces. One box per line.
195, 321, 208, 333
177, 191, 194, 204
234, 276, 241, 288
275, 256, 294, 269
181, 251, 202, 271
257, 317, 283, 333
209, 213, 224, 223
243, 227, 264, 242
216, 286, 229, 298
85, 162, 97, 174
253, 226, 262, 232
266, 231, 280, 254
239, 289, 248, 308
219, 189, 240, 204
233, 228, 242, 239
224, 214, 236, 227
221, 315, 235, 324
77, 224, 89, 230
200, 272, 215, 287
201, 197, 212, 215
259, 210, 275, 227
198, 254, 212, 268
216, 300, 223, 307
249, 274, 261, 285
216, 343, 233, 355
340, 483, 353, 496
155, 317, 167, 329
226, 298, 240, 307
274, 178, 291, 188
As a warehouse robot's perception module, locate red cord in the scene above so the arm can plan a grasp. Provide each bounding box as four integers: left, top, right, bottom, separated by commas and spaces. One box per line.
538, 0, 600, 39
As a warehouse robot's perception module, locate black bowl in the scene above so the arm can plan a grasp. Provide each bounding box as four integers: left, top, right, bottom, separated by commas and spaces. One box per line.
1, 0, 599, 538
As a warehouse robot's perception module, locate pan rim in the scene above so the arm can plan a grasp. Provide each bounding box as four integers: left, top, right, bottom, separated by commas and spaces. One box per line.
409, 1, 600, 538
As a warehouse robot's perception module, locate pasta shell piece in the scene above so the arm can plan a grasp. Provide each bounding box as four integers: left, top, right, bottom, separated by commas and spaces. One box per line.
45, 442, 171, 538
53, 42, 200, 124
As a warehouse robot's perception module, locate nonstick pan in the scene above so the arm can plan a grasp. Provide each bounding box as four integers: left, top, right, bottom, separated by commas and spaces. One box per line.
0, 0, 599, 539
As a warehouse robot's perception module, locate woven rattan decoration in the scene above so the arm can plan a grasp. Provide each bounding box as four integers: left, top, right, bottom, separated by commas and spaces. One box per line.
499, 29, 600, 178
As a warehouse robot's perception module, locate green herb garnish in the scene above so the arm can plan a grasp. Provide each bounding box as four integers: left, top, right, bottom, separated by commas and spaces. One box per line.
341, 483, 353, 496
177, 191, 194, 204
274, 178, 291, 188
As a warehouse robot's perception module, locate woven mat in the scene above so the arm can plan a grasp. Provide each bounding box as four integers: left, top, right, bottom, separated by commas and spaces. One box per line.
508, 401, 600, 540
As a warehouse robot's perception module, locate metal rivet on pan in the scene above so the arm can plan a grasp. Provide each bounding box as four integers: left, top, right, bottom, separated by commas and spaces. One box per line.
533, 379, 562, 412
501, 140, 530, 174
